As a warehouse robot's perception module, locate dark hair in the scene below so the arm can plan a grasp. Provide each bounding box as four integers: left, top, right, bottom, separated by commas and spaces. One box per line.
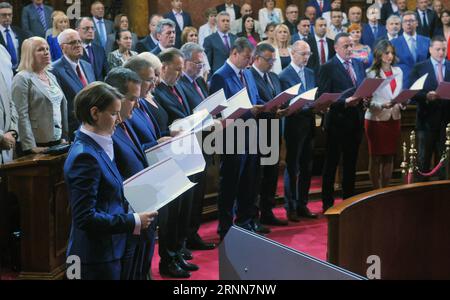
231, 37, 255, 53
113, 14, 129, 31
255, 43, 275, 57
369, 40, 398, 78
314, 17, 326, 26
158, 48, 184, 64
334, 32, 350, 45
431, 35, 447, 46
75, 17, 94, 29
104, 67, 142, 95
113, 29, 132, 51
265, 22, 278, 33
238, 15, 260, 42
74, 82, 123, 125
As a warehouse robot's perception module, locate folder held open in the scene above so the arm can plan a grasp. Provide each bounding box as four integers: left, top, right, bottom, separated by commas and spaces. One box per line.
169, 109, 214, 133
286, 87, 318, 115
353, 78, 386, 98
391, 73, 429, 104
193, 89, 228, 115
435, 81, 450, 100
263, 83, 301, 112
221, 88, 253, 120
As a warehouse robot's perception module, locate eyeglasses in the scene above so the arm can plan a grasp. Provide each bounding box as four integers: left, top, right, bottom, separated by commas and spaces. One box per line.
403, 19, 416, 24
81, 26, 96, 32
293, 50, 313, 56
64, 40, 82, 46
259, 56, 276, 64
0, 13, 13, 18
188, 61, 205, 68
144, 78, 157, 85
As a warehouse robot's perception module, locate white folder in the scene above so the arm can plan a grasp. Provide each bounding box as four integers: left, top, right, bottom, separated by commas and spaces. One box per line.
193, 88, 228, 115
123, 157, 196, 213
221, 88, 253, 120
169, 109, 214, 133
392, 73, 429, 104
286, 87, 318, 115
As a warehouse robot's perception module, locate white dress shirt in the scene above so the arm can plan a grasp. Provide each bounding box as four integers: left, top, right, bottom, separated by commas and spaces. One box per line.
430, 56, 446, 81
226, 59, 243, 78
199, 23, 216, 47
225, 4, 237, 22
315, 34, 329, 63
173, 9, 184, 30
64, 54, 87, 80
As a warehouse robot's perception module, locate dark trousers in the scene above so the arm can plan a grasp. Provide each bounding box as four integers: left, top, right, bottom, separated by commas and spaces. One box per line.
322, 127, 363, 208
283, 120, 314, 212
417, 130, 447, 181
130, 223, 156, 280
187, 171, 208, 242
217, 153, 259, 238
259, 161, 280, 217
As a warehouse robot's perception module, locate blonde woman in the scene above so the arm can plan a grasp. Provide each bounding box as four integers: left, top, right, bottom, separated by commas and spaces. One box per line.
259, 0, 284, 39
12, 37, 68, 155
271, 24, 292, 74
46, 11, 69, 61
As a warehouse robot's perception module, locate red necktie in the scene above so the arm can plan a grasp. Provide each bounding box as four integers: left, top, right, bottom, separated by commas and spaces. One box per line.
171, 86, 184, 105
239, 71, 247, 88
319, 0, 323, 12
437, 62, 444, 83
320, 39, 326, 65
193, 80, 205, 100
76, 64, 88, 87
344, 61, 356, 86
119, 122, 134, 144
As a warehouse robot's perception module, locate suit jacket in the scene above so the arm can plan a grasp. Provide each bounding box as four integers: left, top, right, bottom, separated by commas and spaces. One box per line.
128, 98, 161, 151
0, 26, 31, 68
163, 11, 193, 49
64, 131, 135, 265
178, 75, 209, 111
361, 23, 387, 50
318, 56, 366, 133
21, 4, 53, 38
11, 70, 68, 151
416, 9, 437, 38
305, 0, 331, 17
216, 3, 241, 20
151, 45, 162, 56
136, 35, 158, 53
391, 34, 430, 87
380, 1, 398, 25
306, 35, 335, 75
154, 82, 191, 125
81, 43, 109, 81
92, 18, 115, 48
51, 57, 96, 138
0, 66, 17, 164
204, 32, 237, 74
291, 33, 310, 44
410, 59, 450, 131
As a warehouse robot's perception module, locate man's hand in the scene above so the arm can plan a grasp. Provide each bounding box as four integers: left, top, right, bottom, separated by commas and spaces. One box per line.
157, 136, 172, 144
31, 147, 48, 154
345, 96, 361, 107
0, 132, 16, 150
250, 105, 265, 116
170, 129, 182, 137
426, 91, 439, 102
138, 211, 158, 229
275, 108, 289, 118
382, 102, 394, 109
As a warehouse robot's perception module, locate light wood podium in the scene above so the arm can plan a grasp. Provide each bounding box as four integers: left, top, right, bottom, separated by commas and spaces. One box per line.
0, 154, 70, 280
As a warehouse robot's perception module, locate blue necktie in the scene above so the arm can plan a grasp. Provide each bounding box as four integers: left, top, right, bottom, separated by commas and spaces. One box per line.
36, 6, 47, 31
372, 26, 378, 36
298, 69, 306, 92
4, 28, 17, 68
97, 20, 106, 47
410, 37, 417, 62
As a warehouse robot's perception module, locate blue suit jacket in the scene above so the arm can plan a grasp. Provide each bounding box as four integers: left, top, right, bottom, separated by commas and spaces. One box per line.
204, 32, 237, 74
163, 11, 193, 49
151, 45, 162, 56
361, 23, 387, 50
391, 34, 430, 88
21, 4, 53, 38
410, 59, 450, 131
92, 18, 115, 49
306, 0, 331, 17
136, 36, 158, 53
318, 56, 366, 132
128, 99, 161, 151
154, 82, 192, 125
64, 131, 135, 265
178, 75, 209, 110
51, 57, 96, 138
81, 43, 109, 81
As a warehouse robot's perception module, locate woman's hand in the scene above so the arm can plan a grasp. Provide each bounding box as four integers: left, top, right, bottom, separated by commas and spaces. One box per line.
138, 211, 158, 229
382, 102, 394, 109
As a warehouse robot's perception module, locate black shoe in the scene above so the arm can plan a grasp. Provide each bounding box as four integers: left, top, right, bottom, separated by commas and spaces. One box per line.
176, 254, 199, 272
186, 237, 216, 250
260, 214, 289, 226
252, 220, 271, 234
180, 247, 193, 260
297, 207, 318, 219
159, 260, 191, 278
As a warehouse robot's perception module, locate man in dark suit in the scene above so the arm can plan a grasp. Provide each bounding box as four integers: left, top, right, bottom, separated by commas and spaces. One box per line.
154, 48, 199, 278
305, 5, 317, 36
279, 40, 318, 222
21, 0, 52, 38
163, 0, 193, 49
380, 0, 406, 25
204, 11, 237, 75
319, 32, 367, 212
410, 36, 450, 181
76, 17, 109, 81
416, 0, 437, 37
216, 0, 241, 22
292, 17, 312, 43
0, 2, 30, 71
51, 29, 96, 140
284, 4, 300, 35
391, 11, 430, 87
136, 14, 162, 53
362, 6, 387, 50
307, 18, 335, 76
209, 37, 265, 239
91, 1, 114, 50
306, 0, 331, 18
250, 43, 288, 227
151, 19, 177, 56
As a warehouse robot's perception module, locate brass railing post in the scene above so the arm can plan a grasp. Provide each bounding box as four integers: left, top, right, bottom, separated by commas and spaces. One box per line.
408, 131, 417, 183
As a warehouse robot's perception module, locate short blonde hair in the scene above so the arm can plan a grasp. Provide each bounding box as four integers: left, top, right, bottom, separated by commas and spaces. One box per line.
181, 27, 198, 45
137, 52, 162, 70
17, 37, 52, 73
274, 24, 291, 49
52, 11, 69, 37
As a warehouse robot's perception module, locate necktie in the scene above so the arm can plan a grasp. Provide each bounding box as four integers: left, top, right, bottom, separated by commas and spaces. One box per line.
344, 61, 356, 86
373, 25, 378, 36
437, 62, 444, 83
193, 80, 205, 99
98, 19, 107, 47
319, 0, 323, 12
298, 69, 306, 92
86, 45, 95, 66
37, 6, 47, 31
264, 73, 276, 97
171, 86, 184, 105
76, 64, 88, 87
409, 37, 417, 62
223, 34, 230, 51
239, 70, 247, 87
119, 122, 137, 148
319, 39, 326, 65
422, 11, 429, 28
4, 28, 17, 68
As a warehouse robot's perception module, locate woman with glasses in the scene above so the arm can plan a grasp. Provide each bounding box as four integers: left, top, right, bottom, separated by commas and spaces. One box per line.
365, 40, 404, 189
237, 15, 261, 47
259, 0, 284, 39
107, 30, 138, 69
105, 14, 138, 55
271, 24, 292, 74
12, 37, 68, 155
46, 11, 69, 62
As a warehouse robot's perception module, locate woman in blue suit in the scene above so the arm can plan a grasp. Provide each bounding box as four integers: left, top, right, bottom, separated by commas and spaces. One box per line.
64, 82, 157, 280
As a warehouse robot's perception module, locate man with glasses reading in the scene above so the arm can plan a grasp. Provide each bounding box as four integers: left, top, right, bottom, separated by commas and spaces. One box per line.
77, 17, 109, 81
52, 29, 96, 139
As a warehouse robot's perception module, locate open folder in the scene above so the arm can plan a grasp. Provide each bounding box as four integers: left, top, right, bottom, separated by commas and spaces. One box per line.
286, 87, 317, 115
263, 83, 301, 112
221, 88, 253, 120
193, 89, 228, 115
436, 81, 450, 100
145, 131, 206, 177
123, 157, 196, 213
310, 92, 342, 110
169, 109, 214, 133
353, 78, 386, 98
391, 73, 429, 104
